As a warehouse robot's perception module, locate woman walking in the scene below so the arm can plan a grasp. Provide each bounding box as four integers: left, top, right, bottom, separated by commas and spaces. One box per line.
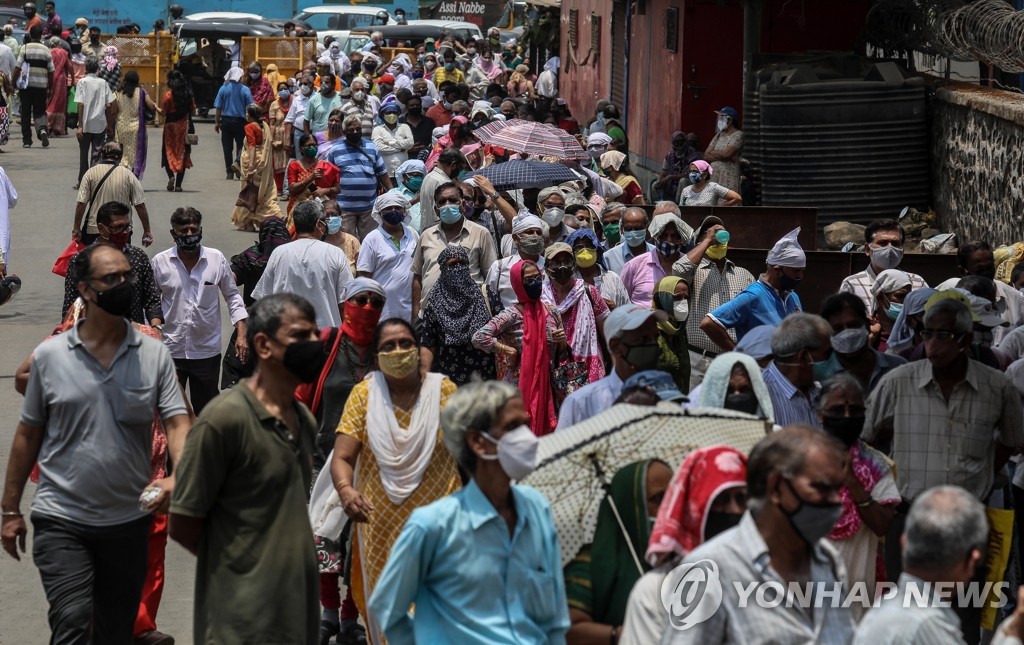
285, 133, 339, 221
45, 37, 69, 136
161, 70, 193, 192
115, 71, 160, 179
268, 81, 291, 193
231, 104, 282, 231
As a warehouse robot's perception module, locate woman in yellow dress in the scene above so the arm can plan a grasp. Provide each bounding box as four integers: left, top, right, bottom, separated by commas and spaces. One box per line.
231, 103, 281, 231
114, 71, 160, 179
330, 318, 461, 643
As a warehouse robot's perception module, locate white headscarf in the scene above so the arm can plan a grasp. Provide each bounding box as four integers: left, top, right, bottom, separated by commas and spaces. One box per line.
224, 66, 244, 82
870, 269, 912, 298
648, 213, 693, 240
343, 277, 386, 299
587, 132, 612, 147
766, 227, 806, 268
512, 214, 545, 234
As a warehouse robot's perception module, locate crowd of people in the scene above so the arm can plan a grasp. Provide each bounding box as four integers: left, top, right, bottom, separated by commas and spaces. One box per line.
5, 10, 1024, 645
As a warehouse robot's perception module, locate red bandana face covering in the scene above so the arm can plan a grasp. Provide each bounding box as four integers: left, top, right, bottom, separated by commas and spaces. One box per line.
342, 301, 382, 346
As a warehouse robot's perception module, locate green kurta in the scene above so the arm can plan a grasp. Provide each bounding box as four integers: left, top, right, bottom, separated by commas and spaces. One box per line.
170, 383, 319, 644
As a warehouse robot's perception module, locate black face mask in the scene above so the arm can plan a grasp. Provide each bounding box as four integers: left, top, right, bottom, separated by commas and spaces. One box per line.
779, 272, 801, 292
345, 132, 362, 145
174, 232, 202, 252
92, 280, 135, 317
822, 416, 865, 449
282, 338, 328, 383
724, 391, 759, 415
548, 266, 574, 285
624, 343, 661, 371
523, 277, 543, 300
704, 511, 743, 541
407, 107, 421, 116
975, 268, 997, 281
90, 35, 99, 43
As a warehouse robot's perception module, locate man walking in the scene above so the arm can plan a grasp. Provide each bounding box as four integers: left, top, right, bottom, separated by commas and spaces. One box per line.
214, 66, 253, 180
73, 56, 117, 185
13, 24, 53, 149
152, 206, 248, 414
324, 114, 393, 240
169, 293, 321, 645
2, 244, 191, 644
72, 141, 151, 245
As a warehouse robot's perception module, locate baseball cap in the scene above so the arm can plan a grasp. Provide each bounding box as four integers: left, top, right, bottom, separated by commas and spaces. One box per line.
967, 294, 1007, 328
623, 370, 688, 402
716, 106, 739, 121
924, 290, 981, 323
544, 242, 573, 261
378, 73, 395, 84
603, 303, 668, 347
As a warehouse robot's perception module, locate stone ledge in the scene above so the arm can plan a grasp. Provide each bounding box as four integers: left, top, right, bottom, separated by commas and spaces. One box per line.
933, 81, 1024, 128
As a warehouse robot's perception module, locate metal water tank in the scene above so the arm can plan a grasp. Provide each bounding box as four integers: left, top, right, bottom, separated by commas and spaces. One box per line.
758, 62, 929, 227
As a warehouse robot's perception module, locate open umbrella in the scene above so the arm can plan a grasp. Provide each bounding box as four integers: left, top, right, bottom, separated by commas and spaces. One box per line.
467, 160, 579, 190
473, 119, 588, 159
520, 403, 769, 568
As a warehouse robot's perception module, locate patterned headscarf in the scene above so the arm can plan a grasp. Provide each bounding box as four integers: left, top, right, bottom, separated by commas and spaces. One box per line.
102, 45, 118, 72
425, 246, 491, 345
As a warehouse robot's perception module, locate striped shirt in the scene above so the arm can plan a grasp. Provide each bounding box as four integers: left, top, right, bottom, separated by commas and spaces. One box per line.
324, 137, 386, 213
762, 362, 821, 429
839, 265, 928, 313
16, 42, 53, 89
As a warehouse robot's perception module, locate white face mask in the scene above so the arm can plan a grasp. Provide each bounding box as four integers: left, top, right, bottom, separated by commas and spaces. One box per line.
542, 207, 565, 227
716, 116, 728, 132
830, 326, 868, 355
870, 244, 903, 271
301, 85, 312, 96
673, 300, 689, 322
479, 425, 539, 480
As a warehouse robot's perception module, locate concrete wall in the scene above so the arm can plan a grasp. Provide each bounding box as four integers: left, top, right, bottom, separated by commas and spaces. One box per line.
932, 83, 1024, 244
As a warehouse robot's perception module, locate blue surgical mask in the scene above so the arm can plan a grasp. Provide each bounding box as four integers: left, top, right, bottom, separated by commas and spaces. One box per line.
278, 89, 290, 99
688, 171, 702, 184
885, 302, 903, 321
623, 229, 647, 247
812, 353, 838, 382
326, 215, 342, 235
439, 204, 462, 224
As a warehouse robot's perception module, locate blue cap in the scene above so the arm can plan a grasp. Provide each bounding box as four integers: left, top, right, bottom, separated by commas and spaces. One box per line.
735, 324, 775, 361
623, 370, 688, 402
716, 106, 739, 122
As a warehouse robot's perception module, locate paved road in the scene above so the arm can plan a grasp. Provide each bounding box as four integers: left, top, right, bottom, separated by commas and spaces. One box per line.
0, 122, 256, 644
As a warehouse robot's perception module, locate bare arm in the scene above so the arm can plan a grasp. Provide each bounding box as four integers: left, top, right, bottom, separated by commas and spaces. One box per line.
411, 274, 422, 321
567, 609, 617, 645
1, 422, 44, 560
700, 316, 736, 351
721, 189, 742, 206
331, 434, 374, 522
14, 354, 31, 395
474, 176, 516, 229
135, 203, 153, 246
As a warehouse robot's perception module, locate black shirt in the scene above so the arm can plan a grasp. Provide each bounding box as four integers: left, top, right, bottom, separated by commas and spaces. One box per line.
402, 113, 437, 149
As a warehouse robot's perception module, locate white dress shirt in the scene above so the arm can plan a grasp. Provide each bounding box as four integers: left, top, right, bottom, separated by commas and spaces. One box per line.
357, 225, 419, 322
556, 369, 624, 430
151, 246, 247, 360
252, 239, 353, 329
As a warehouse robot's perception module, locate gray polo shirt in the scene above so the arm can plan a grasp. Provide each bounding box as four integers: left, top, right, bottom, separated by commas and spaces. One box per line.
21, 321, 187, 526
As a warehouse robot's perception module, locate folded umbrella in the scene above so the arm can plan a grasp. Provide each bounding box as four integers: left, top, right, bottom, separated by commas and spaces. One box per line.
473, 119, 588, 159
468, 159, 579, 190
520, 403, 769, 568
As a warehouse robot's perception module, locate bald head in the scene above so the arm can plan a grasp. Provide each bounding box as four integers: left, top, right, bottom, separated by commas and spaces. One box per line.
653, 201, 681, 217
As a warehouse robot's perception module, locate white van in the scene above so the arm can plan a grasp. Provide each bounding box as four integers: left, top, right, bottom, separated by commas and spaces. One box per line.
292, 6, 394, 44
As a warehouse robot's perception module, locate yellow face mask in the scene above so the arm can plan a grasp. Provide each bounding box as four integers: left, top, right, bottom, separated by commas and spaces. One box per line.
575, 248, 598, 269
706, 243, 728, 260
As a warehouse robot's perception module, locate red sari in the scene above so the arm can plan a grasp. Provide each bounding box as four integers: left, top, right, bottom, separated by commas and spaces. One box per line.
285, 158, 340, 220
46, 46, 69, 135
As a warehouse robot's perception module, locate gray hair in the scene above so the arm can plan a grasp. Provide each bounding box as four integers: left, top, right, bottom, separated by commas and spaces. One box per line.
440, 380, 520, 474
746, 425, 845, 508
653, 201, 682, 217
292, 199, 324, 233
923, 298, 973, 336
621, 206, 649, 227
342, 114, 363, 130
771, 313, 832, 359
602, 202, 625, 219
818, 373, 864, 411
904, 485, 989, 573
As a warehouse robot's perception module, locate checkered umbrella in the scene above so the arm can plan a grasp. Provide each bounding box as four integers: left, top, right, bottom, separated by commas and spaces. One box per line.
520, 403, 770, 568
467, 160, 579, 190
473, 119, 588, 159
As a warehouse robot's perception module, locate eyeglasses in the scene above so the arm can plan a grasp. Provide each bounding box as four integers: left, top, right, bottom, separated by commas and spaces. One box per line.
101, 223, 133, 235
89, 270, 136, 289
921, 329, 963, 343
821, 404, 866, 418
350, 294, 385, 309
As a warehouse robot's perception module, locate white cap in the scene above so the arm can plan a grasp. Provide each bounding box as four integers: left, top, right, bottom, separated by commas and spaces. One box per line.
603, 304, 668, 350
766, 227, 806, 268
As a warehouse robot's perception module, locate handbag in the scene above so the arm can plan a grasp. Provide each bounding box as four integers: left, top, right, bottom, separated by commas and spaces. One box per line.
52, 239, 85, 277
185, 113, 198, 145
235, 179, 259, 212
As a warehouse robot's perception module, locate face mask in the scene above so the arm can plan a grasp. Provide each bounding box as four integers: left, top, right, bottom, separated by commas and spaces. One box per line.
588, 146, 606, 159
345, 132, 362, 145
439, 204, 462, 225
831, 327, 868, 354
780, 478, 842, 546
249, 71, 261, 79
382, 209, 405, 225
706, 244, 728, 260
467, 47, 476, 55
407, 104, 422, 115
174, 232, 202, 252
812, 352, 838, 382
278, 90, 290, 99
673, 300, 688, 322
442, 100, 453, 110
547, 266, 574, 285
105, 229, 131, 250
822, 416, 865, 449
92, 280, 135, 317
281, 338, 328, 383
302, 145, 318, 158
656, 240, 680, 257
574, 248, 597, 269
301, 85, 312, 96
353, 90, 366, 102
975, 268, 997, 281
542, 207, 565, 227
688, 171, 702, 184
602, 223, 621, 246
704, 511, 743, 541
779, 271, 801, 292
90, 35, 100, 43
519, 235, 545, 257
870, 244, 903, 270
426, 61, 437, 70
523, 277, 543, 300
326, 216, 342, 235
384, 113, 398, 125
412, 70, 424, 79
623, 229, 647, 248
885, 301, 903, 321
480, 425, 539, 480
724, 391, 760, 415
624, 342, 660, 371
444, 62, 455, 71
404, 176, 423, 192
378, 347, 420, 379
716, 116, 728, 132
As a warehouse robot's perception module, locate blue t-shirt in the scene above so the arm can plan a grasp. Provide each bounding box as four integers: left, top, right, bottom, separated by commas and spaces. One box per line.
708, 279, 802, 340
213, 82, 253, 118
324, 138, 387, 213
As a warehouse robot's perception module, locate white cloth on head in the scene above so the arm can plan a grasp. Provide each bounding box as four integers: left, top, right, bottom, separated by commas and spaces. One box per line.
587, 132, 612, 147
343, 276, 386, 300
766, 227, 806, 268
364, 372, 444, 504
375, 191, 410, 212
869, 269, 912, 297
224, 66, 244, 82
512, 214, 544, 234
648, 213, 693, 240
395, 159, 425, 186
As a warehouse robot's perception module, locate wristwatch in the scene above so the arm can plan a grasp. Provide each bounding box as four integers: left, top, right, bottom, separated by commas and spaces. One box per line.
152, 324, 164, 331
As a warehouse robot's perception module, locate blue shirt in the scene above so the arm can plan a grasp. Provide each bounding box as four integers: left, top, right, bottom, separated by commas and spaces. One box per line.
707, 278, 802, 340
213, 81, 253, 118
761, 362, 821, 428
556, 370, 624, 430
368, 479, 570, 645
324, 138, 387, 213
604, 241, 654, 275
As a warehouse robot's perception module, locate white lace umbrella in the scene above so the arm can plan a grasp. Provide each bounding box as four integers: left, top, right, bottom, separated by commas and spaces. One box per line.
521, 403, 770, 568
